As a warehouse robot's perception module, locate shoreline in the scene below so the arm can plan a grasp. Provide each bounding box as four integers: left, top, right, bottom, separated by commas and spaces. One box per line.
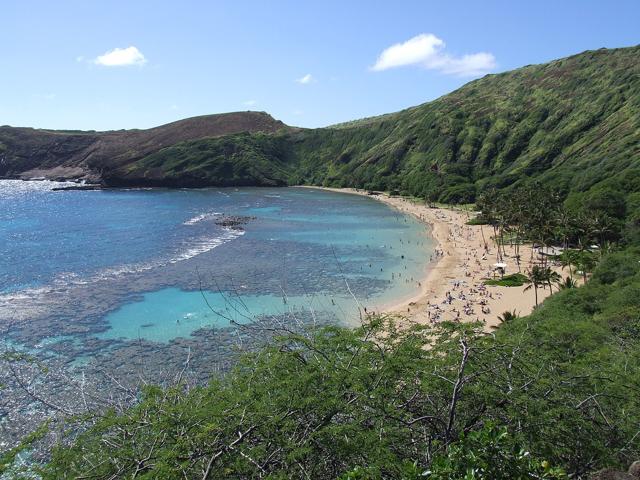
301, 186, 557, 330
7, 179, 555, 330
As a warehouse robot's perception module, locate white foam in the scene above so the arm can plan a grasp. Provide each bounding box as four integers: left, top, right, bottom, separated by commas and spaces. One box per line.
169, 230, 244, 263
0, 179, 77, 199
183, 212, 221, 225
0, 227, 244, 321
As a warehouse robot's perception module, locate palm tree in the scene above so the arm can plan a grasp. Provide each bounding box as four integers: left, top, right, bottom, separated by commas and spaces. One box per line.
574, 250, 597, 283
477, 189, 503, 262
524, 266, 544, 307
493, 310, 520, 329
524, 265, 560, 306
591, 214, 613, 257
555, 207, 575, 252
546, 269, 562, 292
559, 249, 579, 281
559, 276, 578, 290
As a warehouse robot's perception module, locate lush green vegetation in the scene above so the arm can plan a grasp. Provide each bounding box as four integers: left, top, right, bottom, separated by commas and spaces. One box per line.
117, 45, 640, 209
465, 217, 489, 226
291, 46, 639, 204
30, 247, 640, 478
484, 273, 528, 287
113, 132, 294, 187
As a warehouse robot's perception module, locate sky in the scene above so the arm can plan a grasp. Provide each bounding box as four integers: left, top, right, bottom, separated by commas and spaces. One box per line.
1, 0, 638, 131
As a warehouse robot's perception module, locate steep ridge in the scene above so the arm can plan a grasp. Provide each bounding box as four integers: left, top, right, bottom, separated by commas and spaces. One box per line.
0, 46, 638, 198
289, 45, 640, 203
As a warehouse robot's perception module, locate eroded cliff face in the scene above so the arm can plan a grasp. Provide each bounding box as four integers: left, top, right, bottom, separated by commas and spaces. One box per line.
0, 127, 100, 181
0, 111, 289, 184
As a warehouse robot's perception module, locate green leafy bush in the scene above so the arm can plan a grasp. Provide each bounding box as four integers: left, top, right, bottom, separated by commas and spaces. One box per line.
484, 273, 529, 286
426, 424, 566, 479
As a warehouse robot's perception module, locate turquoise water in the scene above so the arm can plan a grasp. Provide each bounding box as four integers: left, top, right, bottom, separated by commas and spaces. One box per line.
99, 288, 364, 342
0, 181, 432, 354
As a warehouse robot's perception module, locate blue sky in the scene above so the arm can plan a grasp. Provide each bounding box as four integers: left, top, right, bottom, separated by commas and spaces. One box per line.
1, 0, 638, 130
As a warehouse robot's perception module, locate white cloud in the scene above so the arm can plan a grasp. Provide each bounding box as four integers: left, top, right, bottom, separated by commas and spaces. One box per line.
371, 33, 496, 77
243, 99, 257, 106
437, 52, 497, 77
372, 34, 444, 71
296, 73, 314, 84
94, 46, 147, 67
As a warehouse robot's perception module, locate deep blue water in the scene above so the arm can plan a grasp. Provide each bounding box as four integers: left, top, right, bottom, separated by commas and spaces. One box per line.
0, 180, 432, 350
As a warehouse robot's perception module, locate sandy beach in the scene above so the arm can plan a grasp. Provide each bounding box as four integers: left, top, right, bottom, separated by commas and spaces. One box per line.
305, 187, 562, 330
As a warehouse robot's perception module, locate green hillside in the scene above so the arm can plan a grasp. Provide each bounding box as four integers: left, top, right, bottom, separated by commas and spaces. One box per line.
2, 46, 638, 209
0, 111, 289, 183
290, 46, 640, 204
114, 45, 640, 209
107, 132, 294, 187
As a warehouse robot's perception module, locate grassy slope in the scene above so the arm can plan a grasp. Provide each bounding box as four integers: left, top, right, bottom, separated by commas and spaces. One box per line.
287, 46, 640, 203
125, 46, 640, 203
111, 132, 295, 187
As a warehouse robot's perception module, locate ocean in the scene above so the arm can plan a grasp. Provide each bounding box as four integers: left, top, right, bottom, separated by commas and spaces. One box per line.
0, 180, 432, 367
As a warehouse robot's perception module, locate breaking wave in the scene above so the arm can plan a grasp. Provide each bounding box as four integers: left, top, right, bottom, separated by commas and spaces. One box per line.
0, 228, 244, 321
183, 212, 222, 226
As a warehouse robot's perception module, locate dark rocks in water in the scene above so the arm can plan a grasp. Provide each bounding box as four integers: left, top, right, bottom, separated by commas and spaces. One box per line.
215, 215, 256, 230
52, 184, 103, 191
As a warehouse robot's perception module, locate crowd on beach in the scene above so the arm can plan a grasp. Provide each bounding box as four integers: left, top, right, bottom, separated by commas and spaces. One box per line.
370, 197, 525, 327
423, 218, 502, 325
316, 187, 555, 328
425, 281, 498, 324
